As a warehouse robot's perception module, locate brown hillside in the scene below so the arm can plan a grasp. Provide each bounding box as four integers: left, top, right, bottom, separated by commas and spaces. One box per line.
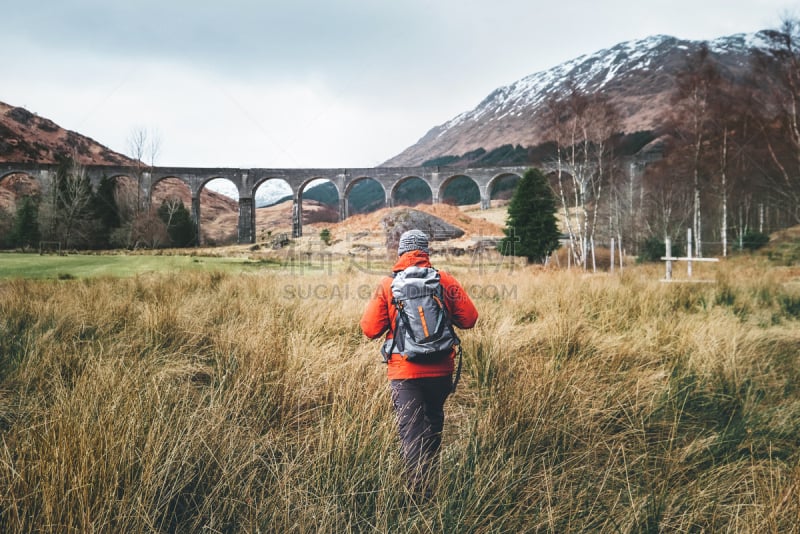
310, 202, 504, 239
288, 202, 508, 257
0, 102, 246, 244
0, 101, 137, 166
204, 199, 505, 250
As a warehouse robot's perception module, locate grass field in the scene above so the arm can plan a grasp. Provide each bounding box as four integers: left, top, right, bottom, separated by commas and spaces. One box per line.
0, 248, 799, 532
0, 251, 285, 280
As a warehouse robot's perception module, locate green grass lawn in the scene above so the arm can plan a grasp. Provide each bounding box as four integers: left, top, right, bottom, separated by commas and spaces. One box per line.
0, 252, 271, 279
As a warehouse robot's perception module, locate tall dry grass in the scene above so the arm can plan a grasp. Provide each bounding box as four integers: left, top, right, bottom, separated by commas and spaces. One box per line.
0, 257, 799, 532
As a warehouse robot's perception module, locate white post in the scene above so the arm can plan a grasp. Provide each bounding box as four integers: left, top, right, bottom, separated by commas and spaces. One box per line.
618, 236, 624, 273
665, 237, 672, 281
662, 231, 719, 282
610, 238, 616, 274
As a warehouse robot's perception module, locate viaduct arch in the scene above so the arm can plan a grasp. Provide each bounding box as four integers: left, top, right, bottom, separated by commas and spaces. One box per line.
0, 164, 536, 244
0, 161, 647, 244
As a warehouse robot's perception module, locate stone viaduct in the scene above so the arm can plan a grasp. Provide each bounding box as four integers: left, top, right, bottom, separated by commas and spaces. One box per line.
0, 163, 538, 244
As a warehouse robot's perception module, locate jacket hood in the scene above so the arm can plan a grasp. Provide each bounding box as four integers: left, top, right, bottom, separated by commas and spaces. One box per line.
392, 250, 432, 272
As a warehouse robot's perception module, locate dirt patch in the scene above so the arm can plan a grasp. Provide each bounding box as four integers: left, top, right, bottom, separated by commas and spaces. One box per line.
308, 203, 505, 241
297, 203, 508, 257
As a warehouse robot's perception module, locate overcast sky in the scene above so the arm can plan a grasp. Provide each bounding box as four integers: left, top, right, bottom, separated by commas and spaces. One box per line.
4, 0, 797, 169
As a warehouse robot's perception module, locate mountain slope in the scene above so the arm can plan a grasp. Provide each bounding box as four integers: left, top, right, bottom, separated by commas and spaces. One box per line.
384, 31, 776, 166
0, 101, 136, 166
0, 101, 247, 245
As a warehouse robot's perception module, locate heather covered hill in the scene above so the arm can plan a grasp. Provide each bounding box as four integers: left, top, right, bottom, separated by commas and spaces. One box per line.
0, 101, 136, 166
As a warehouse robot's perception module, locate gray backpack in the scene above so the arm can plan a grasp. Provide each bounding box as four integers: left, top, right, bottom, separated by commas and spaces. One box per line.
382, 266, 461, 364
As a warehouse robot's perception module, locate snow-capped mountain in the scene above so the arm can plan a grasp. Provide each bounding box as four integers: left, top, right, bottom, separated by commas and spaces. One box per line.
384, 30, 777, 166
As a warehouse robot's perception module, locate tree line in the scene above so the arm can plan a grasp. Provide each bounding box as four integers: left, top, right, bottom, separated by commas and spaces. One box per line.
534, 18, 800, 266
0, 155, 196, 251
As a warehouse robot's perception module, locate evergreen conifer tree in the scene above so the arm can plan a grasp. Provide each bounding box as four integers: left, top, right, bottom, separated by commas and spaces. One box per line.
169, 202, 196, 247
158, 200, 196, 247
0, 207, 12, 248
94, 176, 121, 228
499, 168, 560, 264
93, 176, 121, 248
11, 196, 41, 249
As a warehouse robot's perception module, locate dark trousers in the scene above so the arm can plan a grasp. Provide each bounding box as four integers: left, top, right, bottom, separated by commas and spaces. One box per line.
390, 376, 452, 494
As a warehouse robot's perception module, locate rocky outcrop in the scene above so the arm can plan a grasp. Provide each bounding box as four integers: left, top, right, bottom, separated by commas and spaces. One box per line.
381, 208, 465, 253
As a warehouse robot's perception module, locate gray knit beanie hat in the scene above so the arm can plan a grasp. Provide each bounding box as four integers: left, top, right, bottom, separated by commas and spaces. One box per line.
397, 229, 430, 256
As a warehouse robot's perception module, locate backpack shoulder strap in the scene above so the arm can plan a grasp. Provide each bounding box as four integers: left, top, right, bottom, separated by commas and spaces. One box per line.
383, 271, 400, 363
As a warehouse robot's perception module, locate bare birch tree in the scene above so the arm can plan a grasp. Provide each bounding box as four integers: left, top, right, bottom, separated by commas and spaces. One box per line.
127, 126, 161, 213
755, 17, 800, 224
57, 159, 95, 249
158, 196, 184, 229
544, 83, 620, 269
545, 92, 584, 267
125, 127, 163, 248
641, 158, 693, 240
39, 155, 97, 249
669, 43, 720, 258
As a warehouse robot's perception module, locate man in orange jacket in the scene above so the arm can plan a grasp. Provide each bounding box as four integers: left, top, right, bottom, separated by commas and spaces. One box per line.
360, 229, 478, 499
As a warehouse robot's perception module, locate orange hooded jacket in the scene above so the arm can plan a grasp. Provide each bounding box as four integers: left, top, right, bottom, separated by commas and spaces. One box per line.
360, 250, 478, 380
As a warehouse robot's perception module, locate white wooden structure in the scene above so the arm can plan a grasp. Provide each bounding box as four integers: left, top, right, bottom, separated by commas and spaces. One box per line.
662, 229, 719, 281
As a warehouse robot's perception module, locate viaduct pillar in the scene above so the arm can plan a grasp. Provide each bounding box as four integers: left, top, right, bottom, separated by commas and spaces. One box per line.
238, 197, 255, 244
480, 185, 490, 210
140, 172, 152, 212
37, 170, 54, 198
191, 196, 201, 246
292, 196, 302, 238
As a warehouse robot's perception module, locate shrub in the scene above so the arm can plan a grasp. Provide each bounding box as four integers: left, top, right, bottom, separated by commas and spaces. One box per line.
738, 231, 770, 252
637, 236, 679, 263
320, 228, 332, 246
